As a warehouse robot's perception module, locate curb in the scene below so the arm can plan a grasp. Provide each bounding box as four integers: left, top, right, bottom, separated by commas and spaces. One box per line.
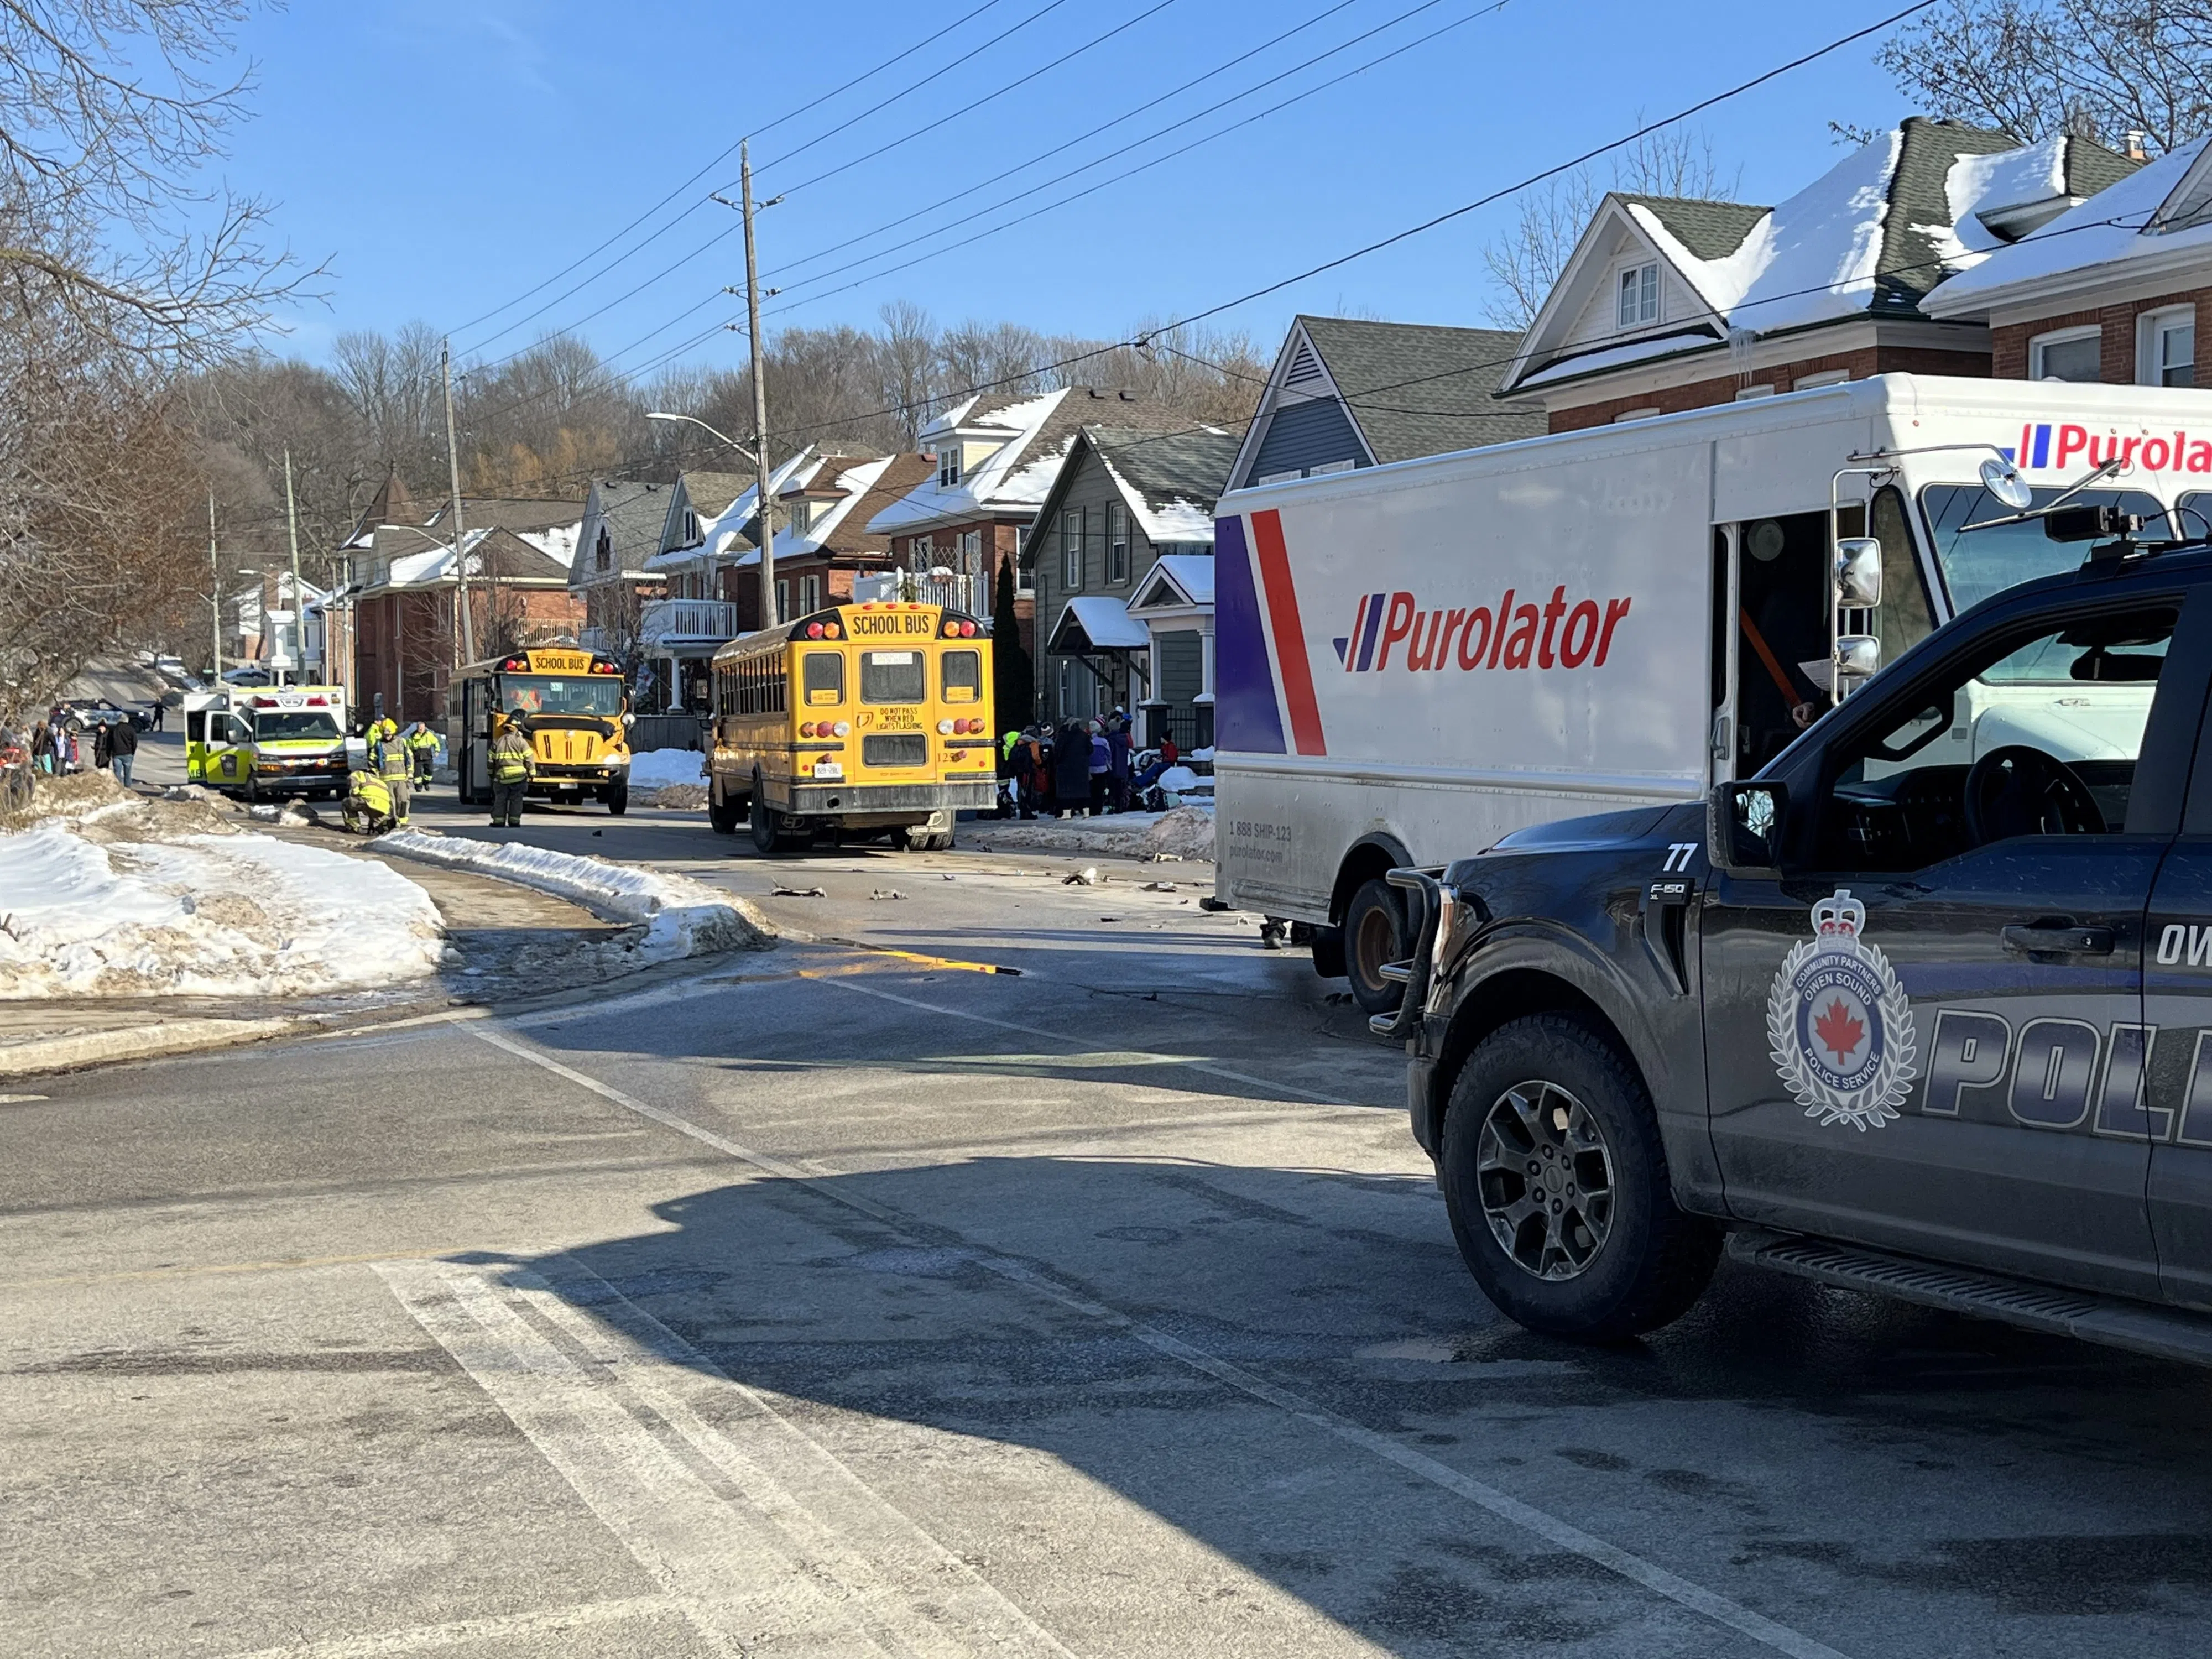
0, 1016, 307, 1081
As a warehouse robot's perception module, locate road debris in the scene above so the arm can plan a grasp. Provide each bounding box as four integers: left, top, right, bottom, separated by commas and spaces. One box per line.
1141, 880, 1177, 892
1063, 867, 1099, 886
773, 884, 827, 898
869, 889, 908, 901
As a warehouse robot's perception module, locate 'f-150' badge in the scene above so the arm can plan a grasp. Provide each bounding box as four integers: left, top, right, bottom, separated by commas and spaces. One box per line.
1767, 890, 1918, 1131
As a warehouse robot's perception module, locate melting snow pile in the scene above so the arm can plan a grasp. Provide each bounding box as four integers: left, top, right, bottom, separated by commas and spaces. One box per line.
967, 802, 1214, 860
628, 748, 709, 809
0, 820, 445, 998
1140, 806, 1215, 860
376, 830, 773, 958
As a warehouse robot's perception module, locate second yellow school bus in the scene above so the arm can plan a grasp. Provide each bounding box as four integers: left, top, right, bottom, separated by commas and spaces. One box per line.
708, 602, 997, 852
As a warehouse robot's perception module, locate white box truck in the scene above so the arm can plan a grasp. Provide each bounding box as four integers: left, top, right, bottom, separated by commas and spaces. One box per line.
1212, 373, 2212, 1010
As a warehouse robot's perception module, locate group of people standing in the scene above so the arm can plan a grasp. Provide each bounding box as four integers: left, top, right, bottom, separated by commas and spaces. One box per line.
1001, 712, 1178, 818
27, 708, 137, 786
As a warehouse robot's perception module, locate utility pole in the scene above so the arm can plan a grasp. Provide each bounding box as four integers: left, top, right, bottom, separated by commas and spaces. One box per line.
442, 337, 477, 668
208, 490, 222, 680
742, 142, 776, 628
283, 448, 305, 685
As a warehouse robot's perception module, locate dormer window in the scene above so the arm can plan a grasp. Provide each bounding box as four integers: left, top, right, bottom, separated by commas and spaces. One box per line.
684, 509, 700, 544
1618, 261, 1659, 328
938, 447, 961, 488
787, 500, 811, 535
594, 526, 612, 571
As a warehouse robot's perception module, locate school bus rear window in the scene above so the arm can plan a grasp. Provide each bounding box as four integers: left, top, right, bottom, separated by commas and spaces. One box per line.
942, 649, 981, 702
862, 650, 925, 704
802, 651, 844, 705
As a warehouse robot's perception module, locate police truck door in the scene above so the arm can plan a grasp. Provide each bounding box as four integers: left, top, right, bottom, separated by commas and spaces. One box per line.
1699, 587, 2211, 1300
2142, 687, 2212, 1310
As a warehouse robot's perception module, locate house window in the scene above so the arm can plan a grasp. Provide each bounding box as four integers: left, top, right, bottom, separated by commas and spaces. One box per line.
775, 578, 789, 624
1107, 504, 1130, 583
1611, 408, 1661, 424
1063, 505, 1084, 591
1793, 368, 1851, 390
1617, 261, 1659, 328
1734, 384, 1776, 401
594, 527, 612, 571
938, 447, 961, 488
2031, 326, 2102, 383
2141, 307, 2197, 387
684, 510, 700, 544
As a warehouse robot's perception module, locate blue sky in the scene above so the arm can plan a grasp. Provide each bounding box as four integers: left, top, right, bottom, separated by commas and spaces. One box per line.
214, 0, 1921, 375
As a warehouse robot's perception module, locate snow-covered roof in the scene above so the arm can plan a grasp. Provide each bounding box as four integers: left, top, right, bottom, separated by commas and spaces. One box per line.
1924, 135, 2211, 317
654, 448, 822, 572
1130, 554, 1214, 611
372, 526, 570, 590
1048, 595, 1150, 653
1504, 118, 2138, 396
733, 456, 898, 568
870, 389, 1072, 535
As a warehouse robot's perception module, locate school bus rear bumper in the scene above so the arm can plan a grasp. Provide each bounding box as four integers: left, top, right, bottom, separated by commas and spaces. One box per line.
784, 779, 995, 816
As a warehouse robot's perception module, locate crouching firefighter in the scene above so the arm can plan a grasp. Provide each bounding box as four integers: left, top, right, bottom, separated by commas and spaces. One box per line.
342, 768, 397, 836
488, 712, 534, 827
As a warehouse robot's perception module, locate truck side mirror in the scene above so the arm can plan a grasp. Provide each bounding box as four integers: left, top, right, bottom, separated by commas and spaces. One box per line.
1710, 780, 1788, 876
1835, 634, 1881, 683
1834, 538, 1882, 608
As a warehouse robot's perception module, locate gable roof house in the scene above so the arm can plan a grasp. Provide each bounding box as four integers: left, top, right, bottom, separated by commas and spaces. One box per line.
1921, 134, 2212, 388
731, 451, 936, 630
1499, 118, 2140, 431
1024, 422, 1243, 745
1225, 316, 1544, 491
866, 386, 1197, 656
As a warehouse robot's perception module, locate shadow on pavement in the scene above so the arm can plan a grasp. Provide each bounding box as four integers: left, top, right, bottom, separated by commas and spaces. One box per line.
448, 1157, 2212, 1648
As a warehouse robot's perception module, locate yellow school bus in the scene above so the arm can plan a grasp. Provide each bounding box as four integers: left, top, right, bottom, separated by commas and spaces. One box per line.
445, 645, 633, 814
708, 602, 995, 852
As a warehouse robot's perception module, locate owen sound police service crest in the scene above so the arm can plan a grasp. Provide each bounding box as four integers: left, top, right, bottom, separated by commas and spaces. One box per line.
1767, 889, 1918, 1132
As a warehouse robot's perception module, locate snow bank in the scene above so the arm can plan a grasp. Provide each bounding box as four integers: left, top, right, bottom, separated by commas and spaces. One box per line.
376, 830, 773, 958
964, 802, 1214, 860
629, 748, 707, 789
0, 821, 444, 998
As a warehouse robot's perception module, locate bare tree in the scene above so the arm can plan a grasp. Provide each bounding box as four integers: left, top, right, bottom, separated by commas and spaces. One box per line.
1877, 0, 2212, 154
1480, 126, 1742, 332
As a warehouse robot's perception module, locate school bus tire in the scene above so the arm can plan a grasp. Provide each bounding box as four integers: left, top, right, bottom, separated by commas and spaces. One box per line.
749, 776, 805, 855
602, 782, 629, 816
708, 781, 740, 834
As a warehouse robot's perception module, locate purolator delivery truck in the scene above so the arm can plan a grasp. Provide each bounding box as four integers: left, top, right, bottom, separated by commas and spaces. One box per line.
1212, 373, 2212, 1013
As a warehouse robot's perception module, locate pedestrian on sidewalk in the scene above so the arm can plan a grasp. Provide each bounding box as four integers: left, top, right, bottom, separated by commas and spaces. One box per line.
1087, 720, 1110, 816
488, 713, 534, 827
30, 717, 55, 776
1105, 715, 1133, 813
1053, 719, 1090, 817
107, 717, 137, 788
149, 700, 165, 732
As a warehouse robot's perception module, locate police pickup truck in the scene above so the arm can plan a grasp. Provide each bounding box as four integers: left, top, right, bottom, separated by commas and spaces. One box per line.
1386, 514, 2212, 1364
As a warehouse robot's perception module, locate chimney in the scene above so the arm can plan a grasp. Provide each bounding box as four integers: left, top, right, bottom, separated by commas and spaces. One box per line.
2128, 129, 2150, 161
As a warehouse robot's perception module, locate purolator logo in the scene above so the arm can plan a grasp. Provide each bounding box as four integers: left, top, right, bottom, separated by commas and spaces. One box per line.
2012, 421, 2212, 473
1332, 585, 1632, 674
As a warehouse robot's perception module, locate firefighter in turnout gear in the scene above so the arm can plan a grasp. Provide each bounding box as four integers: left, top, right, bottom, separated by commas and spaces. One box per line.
374, 718, 412, 827
404, 721, 439, 786
488, 712, 534, 827
342, 768, 397, 836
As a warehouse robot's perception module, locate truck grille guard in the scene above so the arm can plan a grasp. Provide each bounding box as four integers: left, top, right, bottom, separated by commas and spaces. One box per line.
1370, 867, 1446, 1039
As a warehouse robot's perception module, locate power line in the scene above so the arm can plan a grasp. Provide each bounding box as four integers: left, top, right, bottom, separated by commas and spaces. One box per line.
450, 0, 1029, 353
761, 0, 1500, 313
762, 0, 1182, 200
448, 0, 1013, 343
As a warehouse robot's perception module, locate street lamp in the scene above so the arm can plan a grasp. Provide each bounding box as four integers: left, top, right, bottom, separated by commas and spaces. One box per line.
648, 410, 774, 625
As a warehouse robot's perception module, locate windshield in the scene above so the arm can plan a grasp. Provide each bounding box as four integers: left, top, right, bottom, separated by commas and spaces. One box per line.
1920, 484, 2172, 613
248, 711, 341, 742
499, 674, 624, 717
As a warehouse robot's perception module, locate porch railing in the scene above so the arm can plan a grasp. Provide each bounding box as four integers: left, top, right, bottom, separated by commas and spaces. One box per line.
641, 598, 742, 644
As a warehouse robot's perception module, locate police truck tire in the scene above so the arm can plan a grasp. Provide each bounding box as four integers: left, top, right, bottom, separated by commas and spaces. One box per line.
1439, 1013, 1719, 1343
1343, 879, 1406, 1015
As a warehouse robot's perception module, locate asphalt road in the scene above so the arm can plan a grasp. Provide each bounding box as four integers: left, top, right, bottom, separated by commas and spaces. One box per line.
7, 789, 2212, 1657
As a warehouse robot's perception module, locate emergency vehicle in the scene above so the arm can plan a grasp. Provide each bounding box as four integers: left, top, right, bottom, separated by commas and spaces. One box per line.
1212, 374, 2212, 1013
183, 684, 351, 800
1384, 518, 2212, 1366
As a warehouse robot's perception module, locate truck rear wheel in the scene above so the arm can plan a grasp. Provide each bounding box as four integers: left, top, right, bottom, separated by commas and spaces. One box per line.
708, 781, 739, 834
1439, 1012, 1718, 1342
1343, 878, 1405, 1015
749, 779, 804, 855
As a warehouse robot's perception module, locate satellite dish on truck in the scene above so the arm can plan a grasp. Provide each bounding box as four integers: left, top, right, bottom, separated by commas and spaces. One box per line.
1981, 456, 2034, 511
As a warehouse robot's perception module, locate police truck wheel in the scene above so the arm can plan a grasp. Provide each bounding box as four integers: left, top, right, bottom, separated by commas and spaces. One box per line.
1439, 1013, 1719, 1343
1343, 878, 1406, 1015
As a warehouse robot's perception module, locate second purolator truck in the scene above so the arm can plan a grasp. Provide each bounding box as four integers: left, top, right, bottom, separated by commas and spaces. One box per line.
1212, 373, 2212, 1013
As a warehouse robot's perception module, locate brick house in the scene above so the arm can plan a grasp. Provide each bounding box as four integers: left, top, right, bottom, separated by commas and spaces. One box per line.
727, 451, 936, 632
1924, 133, 2212, 390
350, 528, 583, 725
1024, 424, 1242, 746
1497, 119, 2140, 430
867, 387, 1198, 660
